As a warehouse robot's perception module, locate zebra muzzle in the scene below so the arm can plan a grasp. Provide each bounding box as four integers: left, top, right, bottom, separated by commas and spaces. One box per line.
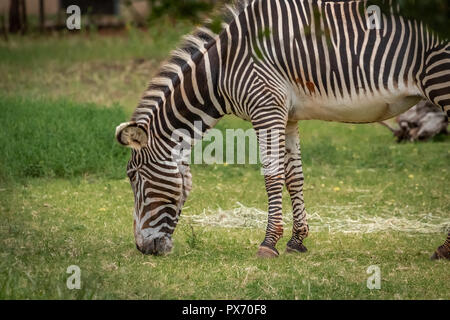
136, 236, 173, 256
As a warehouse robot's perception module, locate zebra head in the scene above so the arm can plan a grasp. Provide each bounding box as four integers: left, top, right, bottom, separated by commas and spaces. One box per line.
115, 122, 192, 255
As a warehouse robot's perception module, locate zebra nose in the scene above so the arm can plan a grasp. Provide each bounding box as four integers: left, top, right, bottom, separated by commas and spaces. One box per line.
136, 239, 157, 255
136, 237, 173, 256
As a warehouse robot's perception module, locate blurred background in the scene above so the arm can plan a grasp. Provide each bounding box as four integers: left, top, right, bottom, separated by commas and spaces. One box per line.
0, 0, 223, 34
0, 0, 448, 36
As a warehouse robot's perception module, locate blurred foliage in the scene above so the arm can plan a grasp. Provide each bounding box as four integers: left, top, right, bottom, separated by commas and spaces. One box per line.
144, 0, 449, 39
368, 0, 450, 40
147, 0, 216, 23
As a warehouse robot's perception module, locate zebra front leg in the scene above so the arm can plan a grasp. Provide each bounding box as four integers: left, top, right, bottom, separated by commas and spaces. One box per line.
284, 122, 309, 254
254, 117, 287, 258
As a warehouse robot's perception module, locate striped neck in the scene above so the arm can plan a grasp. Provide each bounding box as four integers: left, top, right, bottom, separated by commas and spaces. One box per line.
130, 31, 230, 160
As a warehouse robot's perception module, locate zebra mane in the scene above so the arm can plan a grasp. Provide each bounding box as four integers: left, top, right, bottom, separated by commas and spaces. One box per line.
135, 0, 252, 118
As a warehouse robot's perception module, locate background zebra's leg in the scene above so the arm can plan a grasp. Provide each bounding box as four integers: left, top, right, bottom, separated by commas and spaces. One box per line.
284, 122, 309, 254
431, 232, 450, 260
253, 114, 287, 258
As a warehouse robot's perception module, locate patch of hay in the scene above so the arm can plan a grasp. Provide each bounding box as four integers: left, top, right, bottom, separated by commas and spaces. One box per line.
182, 202, 449, 234
183, 202, 274, 229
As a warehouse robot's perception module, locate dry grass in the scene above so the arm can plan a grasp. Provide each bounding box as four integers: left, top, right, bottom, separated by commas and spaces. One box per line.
183, 203, 449, 234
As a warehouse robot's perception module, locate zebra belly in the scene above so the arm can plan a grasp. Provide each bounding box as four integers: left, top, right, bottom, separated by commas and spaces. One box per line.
288, 91, 423, 123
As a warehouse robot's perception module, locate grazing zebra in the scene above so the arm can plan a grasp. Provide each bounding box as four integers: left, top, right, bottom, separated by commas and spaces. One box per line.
116, 0, 450, 258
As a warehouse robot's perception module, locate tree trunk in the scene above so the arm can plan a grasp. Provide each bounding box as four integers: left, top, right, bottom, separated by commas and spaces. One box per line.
1, 11, 8, 41
20, 0, 27, 33
9, 0, 21, 33
8, 0, 27, 34
39, 0, 45, 32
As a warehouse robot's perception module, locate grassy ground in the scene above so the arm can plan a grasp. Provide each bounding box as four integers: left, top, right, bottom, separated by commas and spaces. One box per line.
0, 25, 449, 300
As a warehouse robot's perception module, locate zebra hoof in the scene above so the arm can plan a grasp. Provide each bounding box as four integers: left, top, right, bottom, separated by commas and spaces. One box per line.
257, 245, 279, 258
286, 242, 308, 254
430, 245, 450, 260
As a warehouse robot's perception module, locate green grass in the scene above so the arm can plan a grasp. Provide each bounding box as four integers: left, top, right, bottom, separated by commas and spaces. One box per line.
0, 177, 448, 299
0, 23, 193, 67
0, 23, 193, 110
0, 96, 128, 182
0, 25, 449, 300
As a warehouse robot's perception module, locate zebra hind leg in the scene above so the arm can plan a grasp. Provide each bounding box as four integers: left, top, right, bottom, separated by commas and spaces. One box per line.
430, 233, 450, 260
284, 122, 309, 254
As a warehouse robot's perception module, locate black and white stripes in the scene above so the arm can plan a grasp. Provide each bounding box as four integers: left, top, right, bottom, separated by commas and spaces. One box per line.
116, 0, 449, 257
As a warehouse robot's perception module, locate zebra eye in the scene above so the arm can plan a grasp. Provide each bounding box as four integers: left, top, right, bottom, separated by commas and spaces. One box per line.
127, 169, 137, 182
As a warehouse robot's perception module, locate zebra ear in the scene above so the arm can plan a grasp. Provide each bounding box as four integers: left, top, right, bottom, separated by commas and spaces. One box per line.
115, 121, 148, 150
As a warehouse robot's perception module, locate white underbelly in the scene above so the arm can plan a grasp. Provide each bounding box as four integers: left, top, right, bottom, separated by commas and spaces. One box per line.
289, 89, 423, 123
